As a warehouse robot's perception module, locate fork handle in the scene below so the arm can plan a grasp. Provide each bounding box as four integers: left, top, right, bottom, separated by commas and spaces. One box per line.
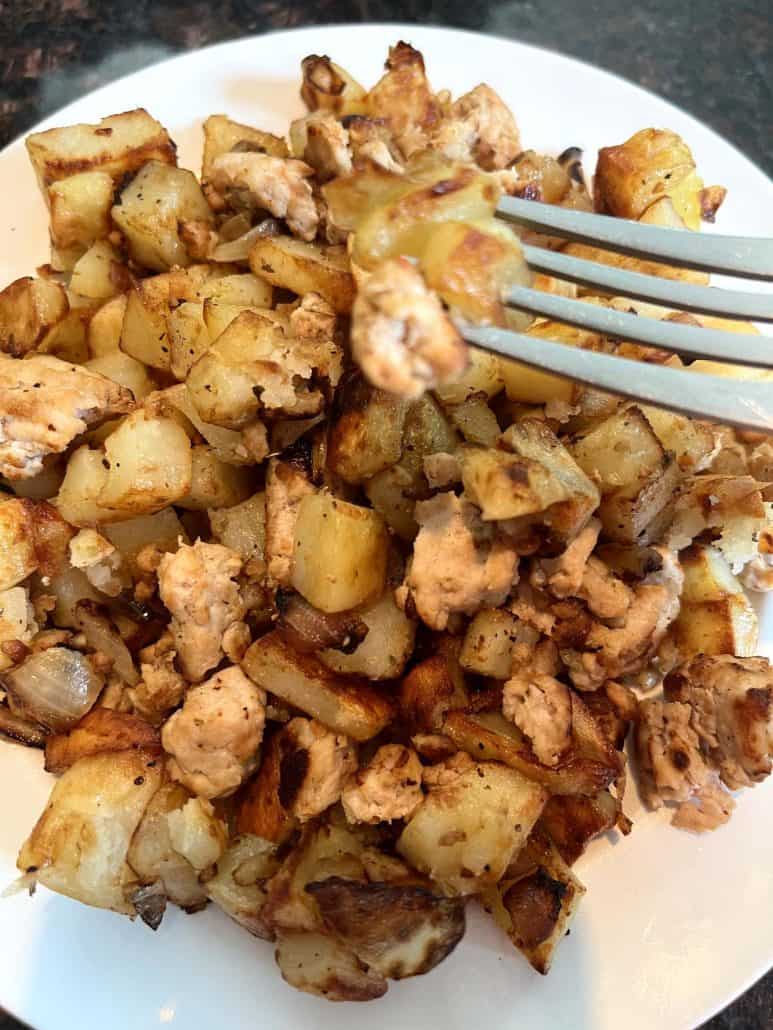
459, 321, 773, 433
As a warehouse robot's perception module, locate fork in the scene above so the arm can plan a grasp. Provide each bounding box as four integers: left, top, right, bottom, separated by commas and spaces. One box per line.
458, 197, 773, 432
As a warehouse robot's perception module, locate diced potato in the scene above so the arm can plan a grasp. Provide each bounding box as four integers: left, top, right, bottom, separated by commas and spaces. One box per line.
87, 294, 127, 357
197, 273, 272, 309
445, 394, 500, 446
276, 931, 387, 1002
97, 411, 192, 514
201, 114, 288, 180
637, 404, 716, 472
434, 345, 504, 405
205, 834, 280, 937
69, 240, 126, 300
208, 491, 266, 562
539, 790, 620, 865
397, 760, 547, 894
120, 282, 173, 371
47, 170, 114, 266
0, 276, 69, 357
398, 652, 469, 733
127, 781, 207, 911
177, 445, 254, 511
364, 464, 420, 541
241, 631, 394, 741
500, 320, 600, 404
26, 108, 175, 191
103, 508, 185, 574
673, 544, 758, 657
85, 351, 155, 402
249, 237, 355, 313
0, 586, 37, 671
168, 301, 211, 381
44, 707, 161, 775
236, 730, 298, 844
320, 590, 416, 680
167, 797, 228, 871
482, 833, 585, 974
201, 299, 279, 342
327, 377, 408, 483
291, 493, 388, 612
16, 750, 163, 914
300, 55, 368, 117
154, 383, 258, 466
55, 446, 121, 526
112, 161, 214, 272
0, 498, 39, 589
459, 608, 519, 679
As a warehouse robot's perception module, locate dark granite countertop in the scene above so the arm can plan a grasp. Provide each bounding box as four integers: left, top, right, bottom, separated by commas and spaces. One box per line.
0, 1, 771, 1028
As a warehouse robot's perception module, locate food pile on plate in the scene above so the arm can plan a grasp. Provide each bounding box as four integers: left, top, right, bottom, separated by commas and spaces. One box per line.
0, 41, 771, 1001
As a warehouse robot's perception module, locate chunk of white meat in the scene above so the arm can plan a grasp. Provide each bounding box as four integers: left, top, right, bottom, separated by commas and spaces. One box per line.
290, 111, 352, 182
432, 84, 521, 171
503, 643, 572, 766
162, 665, 266, 798
157, 540, 246, 682
351, 258, 467, 401
264, 458, 316, 587
341, 744, 423, 824
0, 353, 133, 479
209, 152, 318, 241
397, 492, 518, 631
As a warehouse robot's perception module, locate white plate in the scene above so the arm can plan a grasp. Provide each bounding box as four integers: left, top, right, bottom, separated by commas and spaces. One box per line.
1, 23, 772, 1030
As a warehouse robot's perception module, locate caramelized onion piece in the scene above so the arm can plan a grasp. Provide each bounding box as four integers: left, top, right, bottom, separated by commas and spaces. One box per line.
3, 647, 103, 732
276, 591, 368, 654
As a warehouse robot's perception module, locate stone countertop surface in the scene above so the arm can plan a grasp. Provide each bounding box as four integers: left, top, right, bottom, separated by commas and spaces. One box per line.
0, 1, 771, 1028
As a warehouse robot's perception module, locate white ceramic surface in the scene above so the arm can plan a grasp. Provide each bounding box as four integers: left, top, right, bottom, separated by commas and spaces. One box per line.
0, 23, 772, 1030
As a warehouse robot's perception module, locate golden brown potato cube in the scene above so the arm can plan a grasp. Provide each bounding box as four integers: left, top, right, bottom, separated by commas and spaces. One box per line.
500, 320, 600, 405
44, 707, 161, 774
17, 749, 163, 914
637, 405, 715, 472
97, 410, 192, 514
205, 834, 280, 938
177, 444, 254, 511
201, 114, 288, 180
85, 350, 155, 403
241, 631, 394, 741
319, 590, 416, 681
208, 491, 266, 563
445, 394, 501, 447
398, 653, 468, 733
70, 240, 127, 301
87, 294, 127, 357
201, 299, 279, 342
249, 237, 355, 314
26, 108, 176, 190
397, 760, 547, 894
0, 498, 39, 589
483, 834, 585, 974
459, 608, 520, 679
236, 730, 298, 845
594, 128, 704, 229
276, 931, 387, 1001
673, 544, 758, 656
434, 346, 504, 405
197, 272, 273, 309
55, 445, 121, 526
0, 276, 69, 357
168, 301, 211, 380
47, 170, 114, 267
327, 377, 408, 483
112, 161, 214, 272
291, 493, 388, 612
120, 284, 172, 371
538, 790, 619, 865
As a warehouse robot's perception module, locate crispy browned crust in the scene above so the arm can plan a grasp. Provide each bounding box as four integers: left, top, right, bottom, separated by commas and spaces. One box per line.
538, 792, 618, 865
236, 729, 298, 844
398, 655, 459, 733
502, 867, 567, 954
44, 707, 161, 774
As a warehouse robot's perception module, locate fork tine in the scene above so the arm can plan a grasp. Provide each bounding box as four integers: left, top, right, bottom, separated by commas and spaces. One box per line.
504, 286, 773, 367
497, 195, 773, 280
521, 243, 773, 322
458, 321, 773, 433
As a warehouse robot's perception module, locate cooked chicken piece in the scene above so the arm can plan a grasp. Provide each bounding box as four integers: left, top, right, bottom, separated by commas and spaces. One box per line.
265, 457, 316, 587
162, 665, 266, 798
539, 520, 600, 597
209, 152, 318, 241
351, 258, 467, 401
346, 117, 404, 173
342, 744, 423, 824
536, 519, 632, 620
280, 717, 357, 822
397, 492, 518, 631
636, 698, 734, 832
289, 292, 337, 342
290, 111, 352, 182
503, 642, 572, 766
0, 353, 133, 480
421, 750, 475, 789
367, 42, 442, 159
127, 631, 187, 726
157, 540, 246, 682
68, 529, 126, 597
665, 654, 773, 790
564, 549, 682, 689
578, 558, 633, 620
433, 84, 521, 171
423, 452, 462, 490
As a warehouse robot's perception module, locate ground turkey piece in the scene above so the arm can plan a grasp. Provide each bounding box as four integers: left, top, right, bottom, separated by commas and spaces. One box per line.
128, 631, 187, 726
157, 540, 246, 682
664, 654, 773, 790
162, 665, 266, 798
0, 353, 133, 480
432, 84, 521, 170
264, 458, 316, 587
209, 152, 318, 241
636, 698, 734, 832
350, 258, 468, 401
398, 492, 518, 631
503, 643, 572, 766
280, 717, 357, 822
342, 744, 424, 824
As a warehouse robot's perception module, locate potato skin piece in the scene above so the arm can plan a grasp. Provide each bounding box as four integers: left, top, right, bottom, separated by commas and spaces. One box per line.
45, 707, 161, 774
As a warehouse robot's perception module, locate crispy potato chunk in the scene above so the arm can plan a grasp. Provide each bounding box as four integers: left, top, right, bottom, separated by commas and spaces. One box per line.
672, 545, 758, 658
157, 540, 245, 682
236, 729, 298, 845
205, 834, 280, 938
241, 631, 394, 742
201, 114, 288, 180
433, 84, 521, 170
17, 749, 163, 914
276, 930, 387, 1001
249, 236, 356, 314
98, 411, 192, 515
0, 276, 69, 357
351, 258, 467, 400
300, 54, 368, 116
47, 170, 114, 264
320, 590, 416, 681
327, 376, 408, 484
0, 353, 133, 480
44, 707, 161, 774
273, 717, 357, 822
162, 666, 266, 798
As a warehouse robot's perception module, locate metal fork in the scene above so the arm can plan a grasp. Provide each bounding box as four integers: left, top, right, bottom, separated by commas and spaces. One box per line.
458, 196, 773, 432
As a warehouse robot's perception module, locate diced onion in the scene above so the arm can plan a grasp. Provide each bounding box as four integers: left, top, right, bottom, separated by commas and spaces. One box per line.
212, 219, 280, 263
3, 647, 103, 732
74, 601, 140, 686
